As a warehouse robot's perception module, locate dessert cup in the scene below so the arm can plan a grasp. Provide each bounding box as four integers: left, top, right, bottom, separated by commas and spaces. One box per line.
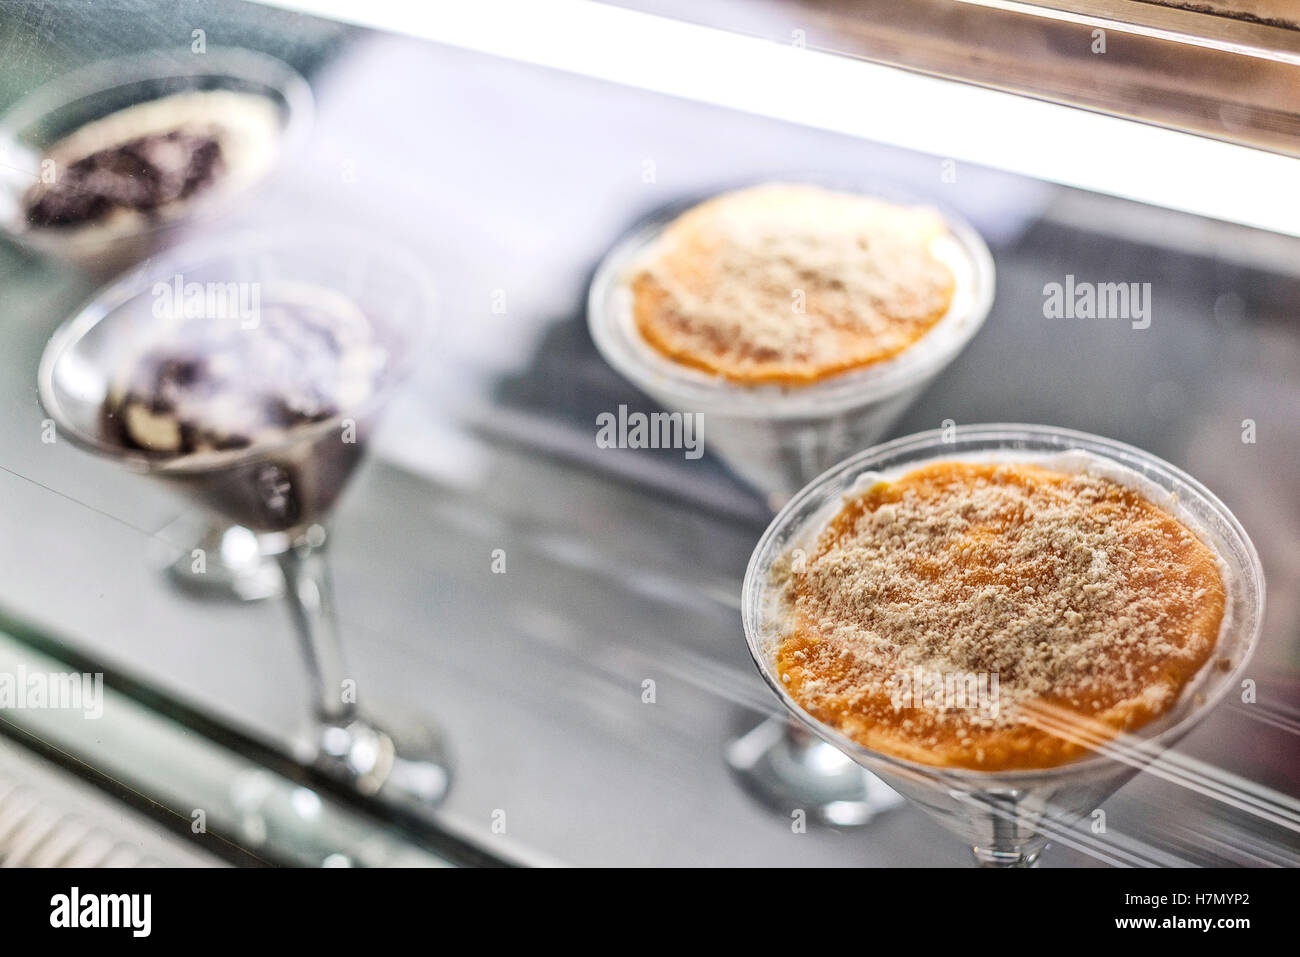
0, 46, 312, 276
588, 182, 995, 508
38, 227, 452, 816
742, 424, 1265, 865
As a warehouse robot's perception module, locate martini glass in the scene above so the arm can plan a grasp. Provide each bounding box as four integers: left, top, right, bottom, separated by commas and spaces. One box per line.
742, 424, 1265, 865
589, 179, 995, 824
0, 46, 314, 602
0, 46, 312, 274
37, 228, 451, 815
587, 179, 995, 507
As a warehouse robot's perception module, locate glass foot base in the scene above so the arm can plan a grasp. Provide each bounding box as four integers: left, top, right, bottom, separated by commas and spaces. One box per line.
971, 845, 1044, 867
726, 716, 903, 827
307, 714, 452, 818
151, 516, 287, 602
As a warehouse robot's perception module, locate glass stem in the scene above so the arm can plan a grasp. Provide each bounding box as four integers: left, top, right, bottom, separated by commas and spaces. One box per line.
971, 792, 1042, 867
277, 543, 356, 726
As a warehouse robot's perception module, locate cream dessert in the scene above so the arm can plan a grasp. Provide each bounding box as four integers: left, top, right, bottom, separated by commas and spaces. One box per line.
773, 459, 1227, 770
99, 285, 386, 530
22, 90, 280, 237
102, 286, 384, 456
627, 183, 957, 386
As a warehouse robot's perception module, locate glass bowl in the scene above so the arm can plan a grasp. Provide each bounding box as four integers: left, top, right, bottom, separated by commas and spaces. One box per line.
588, 179, 995, 505
0, 47, 312, 274
742, 424, 1265, 865
37, 225, 434, 533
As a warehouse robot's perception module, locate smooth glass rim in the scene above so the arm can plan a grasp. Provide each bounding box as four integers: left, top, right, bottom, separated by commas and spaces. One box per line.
37, 225, 438, 476
0, 45, 314, 147
741, 423, 1266, 787
587, 176, 996, 420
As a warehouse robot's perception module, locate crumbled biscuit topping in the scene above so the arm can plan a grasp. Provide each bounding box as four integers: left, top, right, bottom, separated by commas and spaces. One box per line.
630, 184, 956, 384
781, 462, 1225, 739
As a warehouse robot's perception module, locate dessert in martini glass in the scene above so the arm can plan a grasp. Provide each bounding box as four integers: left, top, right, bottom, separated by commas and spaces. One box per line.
589, 181, 994, 505
38, 229, 450, 813
0, 47, 311, 275
744, 425, 1264, 865
591, 180, 994, 824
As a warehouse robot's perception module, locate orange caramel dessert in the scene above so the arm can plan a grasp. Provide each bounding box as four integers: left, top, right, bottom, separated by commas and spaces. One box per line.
776, 461, 1226, 770
628, 184, 957, 386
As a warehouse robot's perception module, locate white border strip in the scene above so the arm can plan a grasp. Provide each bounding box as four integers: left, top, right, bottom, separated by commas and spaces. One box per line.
262, 0, 1300, 237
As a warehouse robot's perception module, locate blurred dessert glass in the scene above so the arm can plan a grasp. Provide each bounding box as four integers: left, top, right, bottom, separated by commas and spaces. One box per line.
2, 46, 313, 602
0, 47, 311, 276
38, 228, 451, 814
